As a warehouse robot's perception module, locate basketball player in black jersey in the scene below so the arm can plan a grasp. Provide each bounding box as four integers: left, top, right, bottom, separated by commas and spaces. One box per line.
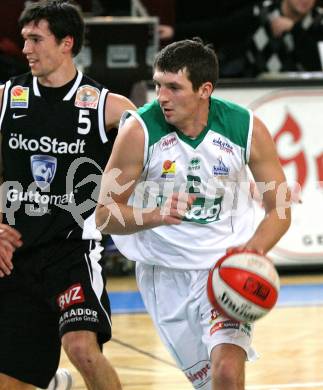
0, 1, 135, 389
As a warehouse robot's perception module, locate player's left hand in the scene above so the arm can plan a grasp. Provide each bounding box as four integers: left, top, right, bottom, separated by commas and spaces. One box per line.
0, 224, 22, 277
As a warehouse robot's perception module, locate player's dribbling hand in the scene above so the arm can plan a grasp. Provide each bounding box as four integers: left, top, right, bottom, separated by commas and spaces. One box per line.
160, 193, 196, 225
226, 245, 264, 256
0, 224, 22, 277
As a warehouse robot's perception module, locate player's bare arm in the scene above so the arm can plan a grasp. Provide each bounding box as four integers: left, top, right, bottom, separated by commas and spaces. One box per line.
0, 86, 23, 277
96, 117, 195, 234
104, 93, 136, 130
241, 115, 291, 254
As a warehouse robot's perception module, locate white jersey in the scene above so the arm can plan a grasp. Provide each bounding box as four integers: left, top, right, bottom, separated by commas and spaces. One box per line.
112, 97, 256, 269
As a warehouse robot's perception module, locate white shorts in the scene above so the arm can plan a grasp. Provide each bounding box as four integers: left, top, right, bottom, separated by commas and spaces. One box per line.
136, 263, 258, 389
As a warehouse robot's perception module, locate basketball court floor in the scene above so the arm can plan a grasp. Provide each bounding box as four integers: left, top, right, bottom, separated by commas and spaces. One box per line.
60, 272, 323, 389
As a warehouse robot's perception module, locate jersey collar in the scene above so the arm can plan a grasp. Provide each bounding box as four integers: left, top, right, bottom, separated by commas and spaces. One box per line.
33, 70, 83, 100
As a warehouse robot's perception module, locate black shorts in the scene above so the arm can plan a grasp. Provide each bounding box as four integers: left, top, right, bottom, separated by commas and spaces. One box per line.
0, 238, 112, 388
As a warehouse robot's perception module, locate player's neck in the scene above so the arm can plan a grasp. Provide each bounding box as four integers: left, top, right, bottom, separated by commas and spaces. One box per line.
37, 61, 77, 88
178, 100, 209, 138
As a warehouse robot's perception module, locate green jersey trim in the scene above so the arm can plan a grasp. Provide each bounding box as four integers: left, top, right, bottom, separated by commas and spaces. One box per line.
138, 100, 173, 147
138, 96, 251, 159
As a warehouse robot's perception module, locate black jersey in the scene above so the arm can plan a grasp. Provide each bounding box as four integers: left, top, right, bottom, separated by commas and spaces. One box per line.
0, 71, 112, 251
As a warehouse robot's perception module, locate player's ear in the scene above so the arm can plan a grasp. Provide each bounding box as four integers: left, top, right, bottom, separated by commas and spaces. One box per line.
61, 35, 74, 53
199, 81, 213, 99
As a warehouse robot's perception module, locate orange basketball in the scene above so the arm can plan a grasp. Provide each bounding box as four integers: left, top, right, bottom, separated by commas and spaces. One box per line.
207, 251, 280, 322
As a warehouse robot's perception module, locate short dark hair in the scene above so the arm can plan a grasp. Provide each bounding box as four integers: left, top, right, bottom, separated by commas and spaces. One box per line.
19, 0, 84, 56
153, 37, 219, 91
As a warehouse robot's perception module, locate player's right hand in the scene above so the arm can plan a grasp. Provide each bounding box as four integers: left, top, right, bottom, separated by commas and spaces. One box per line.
0, 224, 22, 277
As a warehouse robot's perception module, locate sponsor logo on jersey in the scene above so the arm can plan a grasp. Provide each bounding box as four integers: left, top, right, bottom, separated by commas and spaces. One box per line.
160, 134, 178, 150
210, 320, 240, 336
6, 188, 75, 209
31, 155, 57, 189
10, 86, 29, 108
59, 308, 99, 329
9, 134, 86, 154
184, 361, 211, 387
57, 283, 85, 311
75, 85, 100, 109
161, 160, 176, 179
188, 157, 200, 171
209, 308, 221, 324
184, 195, 223, 224
241, 322, 252, 337
212, 137, 233, 154
212, 157, 230, 176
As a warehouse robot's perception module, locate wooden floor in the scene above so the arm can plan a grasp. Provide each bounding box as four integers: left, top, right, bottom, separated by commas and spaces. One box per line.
60, 274, 323, 390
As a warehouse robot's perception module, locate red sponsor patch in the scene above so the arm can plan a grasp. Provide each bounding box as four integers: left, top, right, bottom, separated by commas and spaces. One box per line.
185, 361, 211, 385
57, 283, 85, 311
160, 135, 177, 150
75, 85, 100, 109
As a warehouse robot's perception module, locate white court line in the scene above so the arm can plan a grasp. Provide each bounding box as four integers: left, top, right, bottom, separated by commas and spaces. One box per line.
247, 382, 323, 389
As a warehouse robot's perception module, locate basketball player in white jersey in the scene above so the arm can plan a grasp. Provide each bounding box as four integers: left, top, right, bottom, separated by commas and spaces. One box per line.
0, 1, 136, 389
96, 38, 291, 389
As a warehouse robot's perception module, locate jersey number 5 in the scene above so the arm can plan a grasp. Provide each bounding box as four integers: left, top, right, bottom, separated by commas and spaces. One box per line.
77, 109, 91, 135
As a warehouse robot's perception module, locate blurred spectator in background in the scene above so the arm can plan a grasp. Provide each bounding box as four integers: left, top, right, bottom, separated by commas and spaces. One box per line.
156, 0, 261, 77
157, 1, 257, 44
141, 0, 175, 44
245, 0, 323, 76
156, 0, 323, 77
0, 0, 28, 82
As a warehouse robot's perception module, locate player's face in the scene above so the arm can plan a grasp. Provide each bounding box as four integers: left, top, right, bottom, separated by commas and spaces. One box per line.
153, 68, 206, 133
285, 0, 315, 16
21, 19, 67, 79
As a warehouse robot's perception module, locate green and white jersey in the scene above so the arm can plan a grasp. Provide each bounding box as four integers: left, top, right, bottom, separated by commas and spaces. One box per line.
112, 96, 256, 269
